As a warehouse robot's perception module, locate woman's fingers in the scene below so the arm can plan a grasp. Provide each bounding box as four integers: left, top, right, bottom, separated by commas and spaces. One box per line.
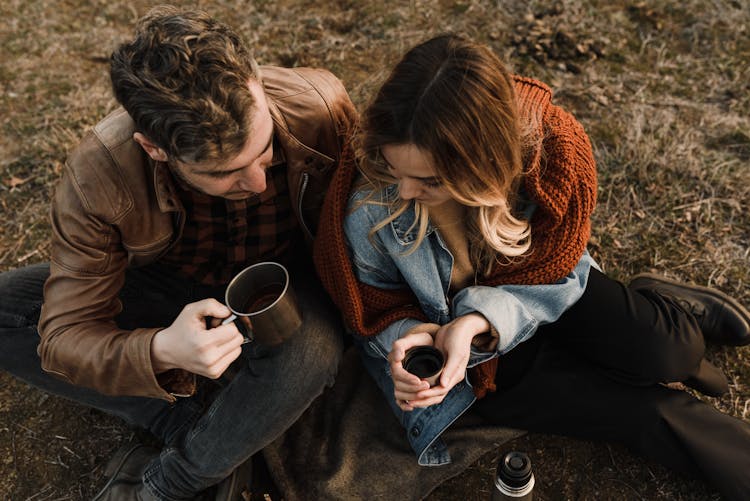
438, 354, 466, 389
397, 400, 415, 412
402, 394, 447, 408
393, 377, 430, 394
391, 359, 429, 386
388, 331, 435, 364
395, 382, 451, 406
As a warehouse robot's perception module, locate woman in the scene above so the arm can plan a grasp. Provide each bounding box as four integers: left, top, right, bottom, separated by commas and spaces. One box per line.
314, 34, 750, 499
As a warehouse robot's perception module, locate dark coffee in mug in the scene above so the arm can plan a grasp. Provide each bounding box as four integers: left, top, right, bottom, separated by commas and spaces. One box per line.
222, 262, 302, 346
243, 282, 284, 313
405, 353, 441, 378
403, 346, 444, 382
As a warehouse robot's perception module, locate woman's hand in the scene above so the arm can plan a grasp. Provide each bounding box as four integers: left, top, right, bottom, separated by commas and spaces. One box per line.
434, 312, 489, 389
388, 331, 435, 412
391, 313, 490, 411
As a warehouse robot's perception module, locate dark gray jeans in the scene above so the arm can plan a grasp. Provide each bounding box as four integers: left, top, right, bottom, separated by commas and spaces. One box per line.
0, 262, 343, 500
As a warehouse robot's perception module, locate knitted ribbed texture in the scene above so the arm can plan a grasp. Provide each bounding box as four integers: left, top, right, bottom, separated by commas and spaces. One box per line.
313, 76, 597, 398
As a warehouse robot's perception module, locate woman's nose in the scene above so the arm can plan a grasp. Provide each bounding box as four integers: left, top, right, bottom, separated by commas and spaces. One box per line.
398, 178, 421, 200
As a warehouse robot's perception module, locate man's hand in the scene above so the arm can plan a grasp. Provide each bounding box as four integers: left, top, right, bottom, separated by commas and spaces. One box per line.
150, 299, 244, 379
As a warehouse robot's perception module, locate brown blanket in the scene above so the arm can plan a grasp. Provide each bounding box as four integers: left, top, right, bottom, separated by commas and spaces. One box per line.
263, 347, 524, 500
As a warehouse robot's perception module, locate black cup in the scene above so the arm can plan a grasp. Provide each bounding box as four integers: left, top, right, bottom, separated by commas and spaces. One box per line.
403, 346, 444, 386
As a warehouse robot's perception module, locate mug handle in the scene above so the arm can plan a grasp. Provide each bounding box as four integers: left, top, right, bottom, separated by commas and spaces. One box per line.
220, 314, 253, 344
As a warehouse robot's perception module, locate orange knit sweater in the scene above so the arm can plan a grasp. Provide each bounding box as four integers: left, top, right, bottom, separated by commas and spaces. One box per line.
313, 76, 597, 398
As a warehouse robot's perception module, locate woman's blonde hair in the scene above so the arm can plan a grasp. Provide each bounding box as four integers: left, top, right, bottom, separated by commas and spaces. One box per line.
358, 34, 534, 276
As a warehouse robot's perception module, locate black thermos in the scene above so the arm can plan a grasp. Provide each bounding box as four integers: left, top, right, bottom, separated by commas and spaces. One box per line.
491, 451, 535, 500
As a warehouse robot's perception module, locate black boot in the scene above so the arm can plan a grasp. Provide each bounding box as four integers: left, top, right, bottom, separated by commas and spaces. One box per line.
92, 444, 160, 501
212, 455, 253, 501
630, 273, 750, 346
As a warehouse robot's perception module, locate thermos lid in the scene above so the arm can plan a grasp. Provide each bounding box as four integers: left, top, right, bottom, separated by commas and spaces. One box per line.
498, 451, 533, 488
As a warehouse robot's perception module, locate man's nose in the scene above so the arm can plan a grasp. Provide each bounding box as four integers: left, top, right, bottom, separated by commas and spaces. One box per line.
238, 164, 267, 193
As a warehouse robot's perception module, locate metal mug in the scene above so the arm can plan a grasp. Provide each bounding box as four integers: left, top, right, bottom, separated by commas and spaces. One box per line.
220, 261, 302, 346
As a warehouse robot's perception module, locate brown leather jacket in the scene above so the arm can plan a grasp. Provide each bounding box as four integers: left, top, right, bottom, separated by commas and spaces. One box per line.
37, 66, 357, 402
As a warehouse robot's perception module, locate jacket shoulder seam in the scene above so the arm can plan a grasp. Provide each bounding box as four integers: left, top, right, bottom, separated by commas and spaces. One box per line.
291, 69, 340, 142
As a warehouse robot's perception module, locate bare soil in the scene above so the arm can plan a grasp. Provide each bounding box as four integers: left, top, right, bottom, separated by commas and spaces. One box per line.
1, 0, 748, 499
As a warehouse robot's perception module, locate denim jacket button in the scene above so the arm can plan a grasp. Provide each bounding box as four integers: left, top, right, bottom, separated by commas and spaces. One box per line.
410, 426, 421, 437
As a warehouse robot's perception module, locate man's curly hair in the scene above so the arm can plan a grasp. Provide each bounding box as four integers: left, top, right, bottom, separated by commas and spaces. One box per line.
111, 5, 260, 164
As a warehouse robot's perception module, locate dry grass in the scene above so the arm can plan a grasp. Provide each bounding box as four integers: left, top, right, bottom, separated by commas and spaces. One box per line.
0, 0, 748, 499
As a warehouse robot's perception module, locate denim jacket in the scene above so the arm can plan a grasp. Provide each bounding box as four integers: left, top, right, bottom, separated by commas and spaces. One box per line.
344, 185, 599, 465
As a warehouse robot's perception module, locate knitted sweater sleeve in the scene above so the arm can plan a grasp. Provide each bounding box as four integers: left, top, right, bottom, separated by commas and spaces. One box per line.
313, 142, 427, 336
489, 103, 597, 286
529, 104, 597, 280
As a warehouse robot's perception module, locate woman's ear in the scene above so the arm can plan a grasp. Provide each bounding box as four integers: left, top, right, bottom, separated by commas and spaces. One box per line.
133, 132, 169, 162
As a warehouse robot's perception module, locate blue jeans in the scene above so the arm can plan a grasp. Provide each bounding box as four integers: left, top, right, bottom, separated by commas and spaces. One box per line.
0, 262, 343, 500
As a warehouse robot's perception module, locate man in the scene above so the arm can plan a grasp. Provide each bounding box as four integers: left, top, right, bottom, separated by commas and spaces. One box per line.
0, 5, 356, 500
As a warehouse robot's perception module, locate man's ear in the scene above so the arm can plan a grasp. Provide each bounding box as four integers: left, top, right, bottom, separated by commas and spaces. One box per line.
133, 132, 169, 162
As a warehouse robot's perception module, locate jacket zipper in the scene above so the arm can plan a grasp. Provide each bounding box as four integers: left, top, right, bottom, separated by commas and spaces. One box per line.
170, 212, 183, 247
297, 172, 313, 240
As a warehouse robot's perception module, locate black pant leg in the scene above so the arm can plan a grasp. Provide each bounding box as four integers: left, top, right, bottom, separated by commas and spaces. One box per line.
549, 268, 706, 385
474, 336, 750, 501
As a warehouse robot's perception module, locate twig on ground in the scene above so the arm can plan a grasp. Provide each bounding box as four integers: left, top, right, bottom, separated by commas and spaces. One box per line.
62, 445, 80, 458
606, 443, 621, 474
24, 484, 53, 501
43, 455, 70, 469
602, 476, 646, 500
16, 423, 39, 438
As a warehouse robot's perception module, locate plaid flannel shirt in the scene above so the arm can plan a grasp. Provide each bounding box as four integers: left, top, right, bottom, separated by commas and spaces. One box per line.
160, 148, 297, 286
